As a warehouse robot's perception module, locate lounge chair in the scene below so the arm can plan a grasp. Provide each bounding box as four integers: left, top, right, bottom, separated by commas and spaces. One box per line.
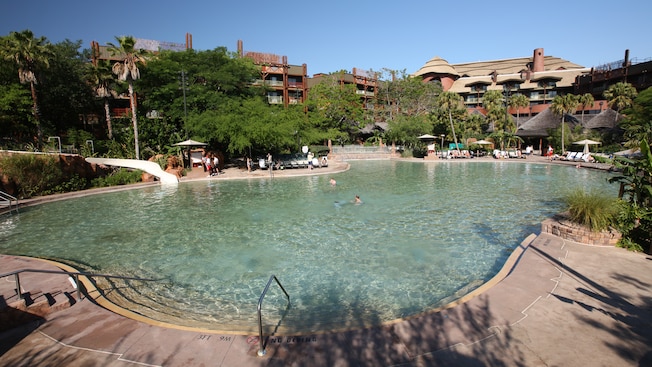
561, 152, 576, 161
574, 153, 588, 162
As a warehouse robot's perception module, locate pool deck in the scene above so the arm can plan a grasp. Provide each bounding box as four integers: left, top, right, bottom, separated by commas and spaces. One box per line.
2, 155, 650, 366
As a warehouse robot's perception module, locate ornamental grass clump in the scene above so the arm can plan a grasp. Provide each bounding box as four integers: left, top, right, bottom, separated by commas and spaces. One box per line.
563, 189, 618, 231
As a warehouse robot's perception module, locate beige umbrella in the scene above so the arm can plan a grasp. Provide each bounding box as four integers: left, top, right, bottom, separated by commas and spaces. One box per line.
474, 140, 493, 145
417, 134, 437, 140
572, 139, 601, 154
173, 139, 208, 146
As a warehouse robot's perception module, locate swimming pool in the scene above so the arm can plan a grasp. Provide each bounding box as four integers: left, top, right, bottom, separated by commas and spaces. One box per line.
0, 160, 615, 333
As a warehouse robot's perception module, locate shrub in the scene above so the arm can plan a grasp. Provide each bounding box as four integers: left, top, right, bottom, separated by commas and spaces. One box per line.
617, 237, 645, 252
563, 189, 618, 231
0, 154, 63, 198
90, 168, 142, 187
400, 149, 414, 158
613, 200, 651, 252
44, 174, 90, 195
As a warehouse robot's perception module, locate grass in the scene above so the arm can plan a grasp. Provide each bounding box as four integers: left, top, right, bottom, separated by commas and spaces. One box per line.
563, 189, 618, 231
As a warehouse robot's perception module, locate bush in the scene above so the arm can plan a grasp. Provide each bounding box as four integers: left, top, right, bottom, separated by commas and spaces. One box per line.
0, 154, 64, 198
400, 149, 414, 158
613, 200, 651, 252
563, 189, 618, 231
90, 168, 143, 187
592, 155, 611, 164
617, 237, 645, 252
43, 174, 90, 195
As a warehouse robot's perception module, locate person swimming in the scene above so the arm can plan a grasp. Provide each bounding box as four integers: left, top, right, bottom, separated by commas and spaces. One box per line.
354, 195, 362, 204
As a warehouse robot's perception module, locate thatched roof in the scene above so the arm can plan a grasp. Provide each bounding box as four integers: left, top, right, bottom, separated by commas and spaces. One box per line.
583, 108, 622, 129
413, 56, 460, 77
516, 108, 579, 137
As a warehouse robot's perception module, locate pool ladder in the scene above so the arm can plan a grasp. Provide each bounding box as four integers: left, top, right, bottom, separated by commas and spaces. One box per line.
0, 190, 18, 214
257, 275, 290, 357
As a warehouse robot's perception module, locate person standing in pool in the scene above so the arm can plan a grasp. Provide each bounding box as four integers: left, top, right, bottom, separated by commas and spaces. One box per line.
354, 195, 362, 204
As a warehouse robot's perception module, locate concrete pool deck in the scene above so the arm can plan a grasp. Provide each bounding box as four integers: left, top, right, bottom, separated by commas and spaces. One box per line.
2, 233, 651, 366
2, 155, 650, 366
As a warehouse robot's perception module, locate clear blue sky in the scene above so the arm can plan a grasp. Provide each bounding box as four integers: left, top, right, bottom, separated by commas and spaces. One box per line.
3, 0, 651, 77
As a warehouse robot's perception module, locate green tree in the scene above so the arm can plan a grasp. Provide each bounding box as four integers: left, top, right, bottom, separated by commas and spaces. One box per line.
305, 71, 365, 142
437, 91, 464, 153
603, 82, 637, 122
87, 59, 116, 139
508, 93, 530, 129
107, 36, 148, 159
374, 69, 440, 121
482, 90, 505, 132
550, 94, 579, 153
0, 83, 32, 145
578, 93, 594, 124
39, 40, 96, 138
0, 30, 54, 146
619, 87, 652, 149
385, 115, 431, 150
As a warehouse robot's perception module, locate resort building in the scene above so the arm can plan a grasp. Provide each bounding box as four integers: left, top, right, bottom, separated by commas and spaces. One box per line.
575, 49, 652, 97
238, 40, 308, 108
411, 47, 652, 149
412, 48, 592, 119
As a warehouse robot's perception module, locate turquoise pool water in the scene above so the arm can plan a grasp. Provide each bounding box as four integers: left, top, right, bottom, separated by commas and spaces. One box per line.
0, 160, 615, 333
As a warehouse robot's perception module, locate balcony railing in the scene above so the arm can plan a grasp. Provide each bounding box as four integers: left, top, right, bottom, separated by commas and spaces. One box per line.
111, 108, 131, 117
267, 96, 283, 104
254, 80, 284, 87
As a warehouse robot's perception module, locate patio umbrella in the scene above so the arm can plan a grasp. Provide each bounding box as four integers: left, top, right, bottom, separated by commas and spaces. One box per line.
173, 139, 208, 146
572, 139, 601, 154
417, 134, 437, 140
473, 140, 493, 145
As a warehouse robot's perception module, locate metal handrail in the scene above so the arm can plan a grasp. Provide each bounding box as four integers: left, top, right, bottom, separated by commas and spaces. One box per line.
256, 275, 290, 357
1, 268, 158, 302
0, 190, 18, 214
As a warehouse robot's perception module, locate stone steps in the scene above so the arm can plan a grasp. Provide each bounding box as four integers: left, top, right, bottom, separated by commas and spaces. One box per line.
0, 288, 78, 333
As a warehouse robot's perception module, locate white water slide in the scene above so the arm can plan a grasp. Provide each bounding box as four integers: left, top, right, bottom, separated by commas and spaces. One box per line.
85, 158, 179, 185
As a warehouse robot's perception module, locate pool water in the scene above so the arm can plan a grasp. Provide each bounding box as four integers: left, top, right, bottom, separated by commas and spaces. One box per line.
0, 161, 615, 333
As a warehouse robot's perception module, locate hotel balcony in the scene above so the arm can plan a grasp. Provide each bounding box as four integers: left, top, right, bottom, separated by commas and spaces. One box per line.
267, 95, 283, 104
253, 79, 285, 87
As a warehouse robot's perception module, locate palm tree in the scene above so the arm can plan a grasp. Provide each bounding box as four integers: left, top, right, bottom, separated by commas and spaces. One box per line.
578, 93, 594, 124
603, 82, 638, 122
482, 90, 504, 131
87, 59, 116, 139
508, 93, 530, 129
550, 94, 579, 154
437, 91, 463, 154
1, 30, 54, 146
107, 36, 147, 159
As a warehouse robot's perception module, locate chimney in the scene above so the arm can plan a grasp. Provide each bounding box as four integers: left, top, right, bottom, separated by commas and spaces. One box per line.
623, 49, 630, 67
237, 40, 243, 57
185, 33, 192, 49
532, 48, 544, 72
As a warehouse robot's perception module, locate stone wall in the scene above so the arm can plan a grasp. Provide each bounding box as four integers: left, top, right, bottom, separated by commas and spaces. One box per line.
541, 213, 621, 246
